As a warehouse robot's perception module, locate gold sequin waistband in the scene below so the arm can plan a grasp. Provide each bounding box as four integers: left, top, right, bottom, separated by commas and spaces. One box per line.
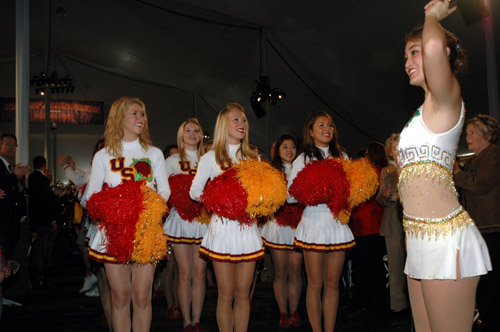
403, 207, 474, 240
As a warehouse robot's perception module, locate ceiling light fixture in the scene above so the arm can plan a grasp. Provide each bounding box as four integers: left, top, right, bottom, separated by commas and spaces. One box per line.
249, 76, 286, 118
30, 71, 76, 95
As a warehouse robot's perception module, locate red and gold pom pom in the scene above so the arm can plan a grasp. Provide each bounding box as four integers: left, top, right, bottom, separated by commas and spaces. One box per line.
87, 180, 143, 263
275, 203, 305, 229
201, 168, 251, 224
195, 208, 212, 225
131, 185, 168, 264
235, 159, 288, 217
87, 180, 168, 264
337, 158, 379, 224
201, 160, 288, 226
168, 173, 203, 222
289, 158, 350, 217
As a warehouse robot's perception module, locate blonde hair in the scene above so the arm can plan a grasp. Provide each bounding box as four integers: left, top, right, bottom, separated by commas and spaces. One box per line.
213, 102, 258, 167
467, 115, 500, 144
104, 97, 152, 158
384, 133, 400, 162
176, 118, 205, 162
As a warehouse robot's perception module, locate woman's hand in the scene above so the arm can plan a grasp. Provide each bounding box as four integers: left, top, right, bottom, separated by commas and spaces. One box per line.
424, 0, 457, 21
453, 159, 461, 174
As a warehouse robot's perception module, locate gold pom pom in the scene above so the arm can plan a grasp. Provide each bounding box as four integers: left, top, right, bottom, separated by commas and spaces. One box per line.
339, 158, 379, 209
131, 184, 168, 264
235, 159, 287, 217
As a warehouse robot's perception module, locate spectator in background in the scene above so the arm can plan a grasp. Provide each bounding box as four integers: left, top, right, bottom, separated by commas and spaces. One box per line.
0, 133, 29, 260
163, 144, 178, 159
350, 142, 387, 310
376, 133, 408, 313
28, 156, 62, 289
454, 114, 500, 331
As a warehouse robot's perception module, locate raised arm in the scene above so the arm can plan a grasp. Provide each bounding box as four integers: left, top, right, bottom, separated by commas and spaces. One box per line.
422, 0, 461, 131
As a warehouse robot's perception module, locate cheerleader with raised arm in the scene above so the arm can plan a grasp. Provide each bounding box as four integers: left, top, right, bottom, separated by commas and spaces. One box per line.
190, 103, 286, 332
260, 134, 304, 328
288, 111, 354, 332
164, 118, 208, 332
398, 2, 491, 331
82, 97, 170, 332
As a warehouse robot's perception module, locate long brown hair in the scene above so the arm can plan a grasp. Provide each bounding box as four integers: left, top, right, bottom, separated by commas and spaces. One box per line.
302, 111, 344, 161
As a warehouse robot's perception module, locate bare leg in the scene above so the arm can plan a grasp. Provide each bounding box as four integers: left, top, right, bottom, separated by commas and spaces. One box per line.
213, 261, 236, 332
271, 249, 289, 314
288, 250, 303, 314
323, 251, 345, 332
422, 277, 479, 332
97, 266, 113, 331
130, 264, 156, 332
191, 244, 207, 324
234, 261, 257, 332
162, 251, 176, 309
303, 250, 324, 332
174, 244, 194, 327
408, 277, 432, 332
105, 263, 132, 332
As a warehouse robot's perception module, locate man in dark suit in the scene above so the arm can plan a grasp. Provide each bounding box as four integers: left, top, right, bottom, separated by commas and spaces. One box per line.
28, 156, 62, 288
0, 133, 29, 259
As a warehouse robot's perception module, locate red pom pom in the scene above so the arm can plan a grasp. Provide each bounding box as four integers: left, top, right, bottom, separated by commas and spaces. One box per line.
87, 180, 145, 263
168, 174, 202, 222
201, 168, 252, 225
289, 159, 350, 217
275, 203, 305, 229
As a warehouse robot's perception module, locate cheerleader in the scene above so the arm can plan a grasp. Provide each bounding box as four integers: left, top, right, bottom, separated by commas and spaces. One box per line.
190, 103, 260, 332
288, 111, 354, 332
399, 2, 490, 331
82, 97, 170, 332
163, 118, 207, 332
260, 134, 303, 328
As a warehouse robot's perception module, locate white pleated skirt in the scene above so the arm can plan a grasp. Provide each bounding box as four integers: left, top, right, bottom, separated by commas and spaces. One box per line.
294, 204, 355, 252
200, 214, 264, 262
163, 208, 208, 244
261, 218, 296, 250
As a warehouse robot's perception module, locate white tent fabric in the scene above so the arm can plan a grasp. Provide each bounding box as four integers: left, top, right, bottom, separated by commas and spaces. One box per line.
1, 0, 499, 166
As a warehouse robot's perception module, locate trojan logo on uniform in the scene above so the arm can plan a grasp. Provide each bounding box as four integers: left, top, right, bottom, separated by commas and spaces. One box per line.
110, 157, 153, 182
179, 161, 198, 176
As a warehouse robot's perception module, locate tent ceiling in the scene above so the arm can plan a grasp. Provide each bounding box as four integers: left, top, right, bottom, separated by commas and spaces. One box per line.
1, 0, 499, 155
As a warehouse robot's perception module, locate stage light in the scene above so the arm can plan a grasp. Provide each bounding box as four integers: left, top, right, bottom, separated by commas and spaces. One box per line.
249, 76, 286, 118
31, 71, 76, 95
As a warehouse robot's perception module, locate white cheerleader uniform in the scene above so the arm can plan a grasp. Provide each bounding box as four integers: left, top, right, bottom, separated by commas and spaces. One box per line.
288, 146, 355, 252
81, 139, 170, 263
398, 104, 491, 279
164, 149, 208, 244
260, 163, 297, 250
190, 144, 264, 262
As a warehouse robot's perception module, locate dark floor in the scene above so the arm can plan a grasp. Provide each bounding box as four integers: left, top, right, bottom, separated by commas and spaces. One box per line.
1, 229, 420, 332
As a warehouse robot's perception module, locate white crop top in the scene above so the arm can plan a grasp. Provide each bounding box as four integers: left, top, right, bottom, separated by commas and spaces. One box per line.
398, 103, 465, 172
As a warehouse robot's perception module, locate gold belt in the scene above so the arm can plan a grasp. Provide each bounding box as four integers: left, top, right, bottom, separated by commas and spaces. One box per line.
403, 207, 474, 240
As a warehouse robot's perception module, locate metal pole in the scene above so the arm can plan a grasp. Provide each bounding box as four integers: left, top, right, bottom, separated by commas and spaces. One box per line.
482, 0, 500, 120
43, 0, 53, 180
15, 0, 30, 165
261, 27, 270, 158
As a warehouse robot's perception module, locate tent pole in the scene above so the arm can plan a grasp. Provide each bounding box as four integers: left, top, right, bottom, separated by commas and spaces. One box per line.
482, 0, 500, 120
15, 0, 30, 165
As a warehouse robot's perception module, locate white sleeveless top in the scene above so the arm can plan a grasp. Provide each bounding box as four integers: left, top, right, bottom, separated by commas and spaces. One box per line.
398, 103, 464, 172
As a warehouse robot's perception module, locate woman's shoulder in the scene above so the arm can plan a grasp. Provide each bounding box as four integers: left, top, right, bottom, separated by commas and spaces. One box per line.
146, 145, 164, 157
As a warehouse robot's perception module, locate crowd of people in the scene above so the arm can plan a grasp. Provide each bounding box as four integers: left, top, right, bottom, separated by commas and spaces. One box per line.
1, 2, 499, 332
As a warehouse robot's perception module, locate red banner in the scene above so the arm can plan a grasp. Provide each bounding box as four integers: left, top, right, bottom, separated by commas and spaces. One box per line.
0, 98, 104, 124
